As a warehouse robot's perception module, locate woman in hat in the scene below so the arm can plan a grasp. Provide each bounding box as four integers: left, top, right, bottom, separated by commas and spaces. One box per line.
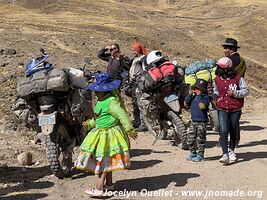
213, 57, 249, 164
184, 78, 210, 162
74, 72, 137, 197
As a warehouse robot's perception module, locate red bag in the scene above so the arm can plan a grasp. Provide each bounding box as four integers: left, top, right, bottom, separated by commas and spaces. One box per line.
148, 61, 175, 81
140, 61, 176, 92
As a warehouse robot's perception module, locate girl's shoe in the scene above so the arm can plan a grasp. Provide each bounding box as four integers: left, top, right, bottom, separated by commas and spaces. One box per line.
85, 188, 103, 196
192, 154, 204, 162
187, 153, 197, 161
219, 154, 230, 164
229, 151, 237, 163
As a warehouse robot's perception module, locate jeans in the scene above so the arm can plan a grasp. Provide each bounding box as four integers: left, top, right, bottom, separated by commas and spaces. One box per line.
132, 95, 141, 126
235, 122, 241, 143
132, 88, 146, 127
218, 110, 241, 154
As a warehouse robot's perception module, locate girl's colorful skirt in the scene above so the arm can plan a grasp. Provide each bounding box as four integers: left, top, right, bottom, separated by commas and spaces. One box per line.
74, 126, 130, 174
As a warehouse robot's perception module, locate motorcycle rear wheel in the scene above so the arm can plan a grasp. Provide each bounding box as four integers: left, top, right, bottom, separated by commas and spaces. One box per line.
45, 124, 73, 179
167, 111, 187, 145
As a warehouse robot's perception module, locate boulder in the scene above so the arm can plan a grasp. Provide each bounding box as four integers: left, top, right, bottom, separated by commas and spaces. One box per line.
0, 48, 16, 55
17, 152, 32, 165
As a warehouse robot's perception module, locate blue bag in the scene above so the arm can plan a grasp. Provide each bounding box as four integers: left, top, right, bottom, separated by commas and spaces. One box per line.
185, 59, 216, 75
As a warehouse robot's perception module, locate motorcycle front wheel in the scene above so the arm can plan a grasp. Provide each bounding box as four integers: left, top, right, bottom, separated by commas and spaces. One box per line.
209, 109, 219, 132
45, 124, 73, 179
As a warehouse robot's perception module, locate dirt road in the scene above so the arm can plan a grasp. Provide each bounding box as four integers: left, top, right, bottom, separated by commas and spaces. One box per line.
0, 97, 266, 200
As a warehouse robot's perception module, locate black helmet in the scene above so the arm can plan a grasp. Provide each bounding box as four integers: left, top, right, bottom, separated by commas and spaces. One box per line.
191, 78, 208, 92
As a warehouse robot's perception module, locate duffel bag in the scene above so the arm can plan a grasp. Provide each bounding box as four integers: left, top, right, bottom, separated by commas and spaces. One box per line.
185, 59, 216, 75
185, 68, 216, 86
68, 67, 87, 88
17, 70, 48, 98
47, 68, 70, 91
12, 97, 37, 124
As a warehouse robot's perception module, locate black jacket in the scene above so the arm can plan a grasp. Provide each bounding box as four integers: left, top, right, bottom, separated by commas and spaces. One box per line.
97, 48, 130, 81
229, 52, 241, 69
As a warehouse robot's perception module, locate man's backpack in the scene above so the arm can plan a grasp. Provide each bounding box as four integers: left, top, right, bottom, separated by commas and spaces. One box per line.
235, 57, 246, 77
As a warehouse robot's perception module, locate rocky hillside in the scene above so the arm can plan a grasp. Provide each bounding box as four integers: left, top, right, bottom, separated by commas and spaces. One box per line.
0, 0, 266, 125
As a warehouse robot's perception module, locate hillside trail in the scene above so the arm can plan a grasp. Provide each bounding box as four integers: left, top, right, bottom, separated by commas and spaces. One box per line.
0, 97, 266, 200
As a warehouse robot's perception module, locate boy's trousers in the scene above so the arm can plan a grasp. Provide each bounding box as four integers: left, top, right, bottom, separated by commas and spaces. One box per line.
187, 121, 207, 156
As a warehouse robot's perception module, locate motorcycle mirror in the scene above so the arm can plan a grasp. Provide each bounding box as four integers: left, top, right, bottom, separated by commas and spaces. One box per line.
84, 57, 91, 65
40, 48, 45, 55
172, 60, 178, 66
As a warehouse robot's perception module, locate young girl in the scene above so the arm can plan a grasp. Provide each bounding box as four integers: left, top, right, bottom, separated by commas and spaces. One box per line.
213, 57, 249, 164
74, 72, 137, 197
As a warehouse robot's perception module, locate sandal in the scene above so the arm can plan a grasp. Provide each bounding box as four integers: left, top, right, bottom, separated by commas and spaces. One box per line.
84, 188, 103, 196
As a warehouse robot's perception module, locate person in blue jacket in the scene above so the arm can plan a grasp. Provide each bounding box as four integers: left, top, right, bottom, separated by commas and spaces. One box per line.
184, 78, 210, 162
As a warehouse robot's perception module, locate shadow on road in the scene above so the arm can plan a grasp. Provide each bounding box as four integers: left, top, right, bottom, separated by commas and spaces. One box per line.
130, 149, 171, 158
207, 151, 267, 164
206, 130, 219, 135
130, 149, 153, 158
238, 139, 267, 148
0, 166, 51, 184
0, 193, 48, 200
70, 169, 94, 180
130, 160, 162, 170
239, 121, 250, 124
240, 125, 265, 131
236, 151, 267, 164
0, 182, 53, 198
0, 166, 53, 197
206, 140, 220, 148
116, 173, 200, 191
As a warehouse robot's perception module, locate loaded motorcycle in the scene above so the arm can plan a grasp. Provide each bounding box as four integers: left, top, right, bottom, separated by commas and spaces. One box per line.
143, 85, 188, 146
140, 59, 188, 145
13, 49, 93, 178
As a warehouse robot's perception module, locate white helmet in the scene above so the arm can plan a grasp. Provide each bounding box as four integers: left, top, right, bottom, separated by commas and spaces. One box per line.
146, 50, 163, 65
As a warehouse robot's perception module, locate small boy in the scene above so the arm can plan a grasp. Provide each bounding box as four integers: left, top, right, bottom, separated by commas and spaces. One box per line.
184, 78, 210, 162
